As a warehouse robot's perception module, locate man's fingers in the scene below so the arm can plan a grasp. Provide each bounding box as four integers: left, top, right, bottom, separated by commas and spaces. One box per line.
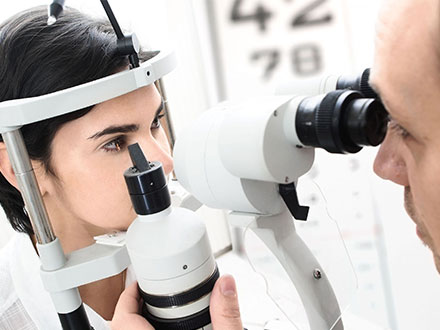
113, 276, 243, 330
111, 282, 154, 330
210, 275, 243, 330
116, 282, 142, 314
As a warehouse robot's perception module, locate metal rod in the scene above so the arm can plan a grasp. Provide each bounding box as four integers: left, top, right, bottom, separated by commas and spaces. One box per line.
100, 0, 124, 39
205, 0, 227, 101
155, 78, 176, 148
99, 0, 140, 68
2, 130, 56, 244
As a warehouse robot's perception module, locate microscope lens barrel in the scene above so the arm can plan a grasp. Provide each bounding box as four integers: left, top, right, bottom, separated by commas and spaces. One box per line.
125, 143, 217, 329
295, 90, 388, 154
277, 68, 379, 99
126, 208, 217, 330
345, 98, 388, 147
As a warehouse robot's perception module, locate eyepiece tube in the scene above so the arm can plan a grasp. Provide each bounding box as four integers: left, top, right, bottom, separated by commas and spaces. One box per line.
277, 68, 380, 100
345, 98, 388, 147
295, 90, 388, 154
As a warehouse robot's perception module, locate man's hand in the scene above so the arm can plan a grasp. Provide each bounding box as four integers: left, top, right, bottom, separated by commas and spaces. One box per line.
112, 275, 243, 330
209, 274, 243, 329
111, 282, 153, 330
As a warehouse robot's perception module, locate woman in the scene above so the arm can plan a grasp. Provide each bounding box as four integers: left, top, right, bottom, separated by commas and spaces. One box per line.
0, 6, 242, 330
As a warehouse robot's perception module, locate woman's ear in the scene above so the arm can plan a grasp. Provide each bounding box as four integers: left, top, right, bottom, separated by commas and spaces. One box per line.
0, 142, 51, 197
0, 142, 19, 190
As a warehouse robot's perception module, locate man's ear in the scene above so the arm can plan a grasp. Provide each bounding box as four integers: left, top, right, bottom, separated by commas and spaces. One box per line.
0, 142, 19, 190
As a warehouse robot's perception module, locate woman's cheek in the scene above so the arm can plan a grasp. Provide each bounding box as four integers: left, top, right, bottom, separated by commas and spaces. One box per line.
69, 169, 134, 230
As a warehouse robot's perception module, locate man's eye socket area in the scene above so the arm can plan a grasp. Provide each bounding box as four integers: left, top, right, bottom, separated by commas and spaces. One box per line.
388, 116, 410, 139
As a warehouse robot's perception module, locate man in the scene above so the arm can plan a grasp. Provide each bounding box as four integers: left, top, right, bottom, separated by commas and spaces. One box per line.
371, 0, 440, 274
114, 0, 440, 328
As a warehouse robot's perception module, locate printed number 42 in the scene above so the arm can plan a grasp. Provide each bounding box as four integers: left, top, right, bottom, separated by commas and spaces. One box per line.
230, 0, 333, 31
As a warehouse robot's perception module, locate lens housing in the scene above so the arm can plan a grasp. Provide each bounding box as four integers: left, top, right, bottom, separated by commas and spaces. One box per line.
140, 265, 219, 330
296, 90, 388, 154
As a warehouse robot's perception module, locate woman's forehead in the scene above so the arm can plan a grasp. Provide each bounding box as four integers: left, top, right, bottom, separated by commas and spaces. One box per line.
54, 85, 160, 139
94, 85, 159, 111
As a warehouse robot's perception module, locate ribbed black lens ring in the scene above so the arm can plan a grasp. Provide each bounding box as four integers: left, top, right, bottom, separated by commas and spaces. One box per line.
140, 265, 219, 308
143, 305, 211, 330
316, 90, 364, 154
315, 90, 345, 153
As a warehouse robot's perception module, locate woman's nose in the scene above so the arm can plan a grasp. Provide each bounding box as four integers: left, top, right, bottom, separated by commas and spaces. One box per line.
159, 151, 174, 176
140, 140, 174, 176
373, 131, 409, 186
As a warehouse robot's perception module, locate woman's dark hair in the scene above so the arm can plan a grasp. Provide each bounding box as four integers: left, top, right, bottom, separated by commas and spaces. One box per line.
0, 6, 153, 236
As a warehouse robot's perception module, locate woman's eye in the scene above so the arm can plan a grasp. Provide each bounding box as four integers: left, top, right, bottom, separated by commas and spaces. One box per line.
102, 136, 126, 152
151, 113, 165, 130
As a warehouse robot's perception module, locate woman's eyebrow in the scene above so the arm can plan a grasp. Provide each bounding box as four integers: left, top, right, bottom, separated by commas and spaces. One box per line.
88, 124, 139, 140
87, 100, 164, 140
155, 99, 164, 117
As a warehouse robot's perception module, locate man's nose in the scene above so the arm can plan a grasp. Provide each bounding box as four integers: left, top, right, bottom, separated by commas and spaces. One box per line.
373, 131, 409, 186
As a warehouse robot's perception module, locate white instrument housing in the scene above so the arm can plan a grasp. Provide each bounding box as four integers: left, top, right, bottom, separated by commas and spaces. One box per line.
126, 207, 215, 295
276, 75, 339, 96
174, 95, 315, 215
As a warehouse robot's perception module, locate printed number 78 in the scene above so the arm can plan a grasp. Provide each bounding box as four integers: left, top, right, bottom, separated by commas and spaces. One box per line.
252, 45, 322, 79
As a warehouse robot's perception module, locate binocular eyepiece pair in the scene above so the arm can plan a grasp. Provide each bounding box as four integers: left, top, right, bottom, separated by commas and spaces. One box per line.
284, 68, 388, 154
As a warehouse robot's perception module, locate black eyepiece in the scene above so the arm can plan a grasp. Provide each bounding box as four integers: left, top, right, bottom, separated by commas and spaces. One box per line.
296, 90, 388, 154
345, 98, 388, 147
124, 143, 171, 215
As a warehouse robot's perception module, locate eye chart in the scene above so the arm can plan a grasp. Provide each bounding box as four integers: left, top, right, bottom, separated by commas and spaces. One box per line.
208, 0, 355, 99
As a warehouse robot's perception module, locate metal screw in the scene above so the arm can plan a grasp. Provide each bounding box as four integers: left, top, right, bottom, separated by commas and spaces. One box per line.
313, 269, 322, 280
183, 265, 188, 270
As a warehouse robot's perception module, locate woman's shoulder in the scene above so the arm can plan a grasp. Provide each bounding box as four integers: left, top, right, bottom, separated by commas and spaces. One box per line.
0, 249, 36, 330
0, 232, 33, 298
0, 231, 22, 266
0, 233, 19, 314
0, 232, 39, 329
